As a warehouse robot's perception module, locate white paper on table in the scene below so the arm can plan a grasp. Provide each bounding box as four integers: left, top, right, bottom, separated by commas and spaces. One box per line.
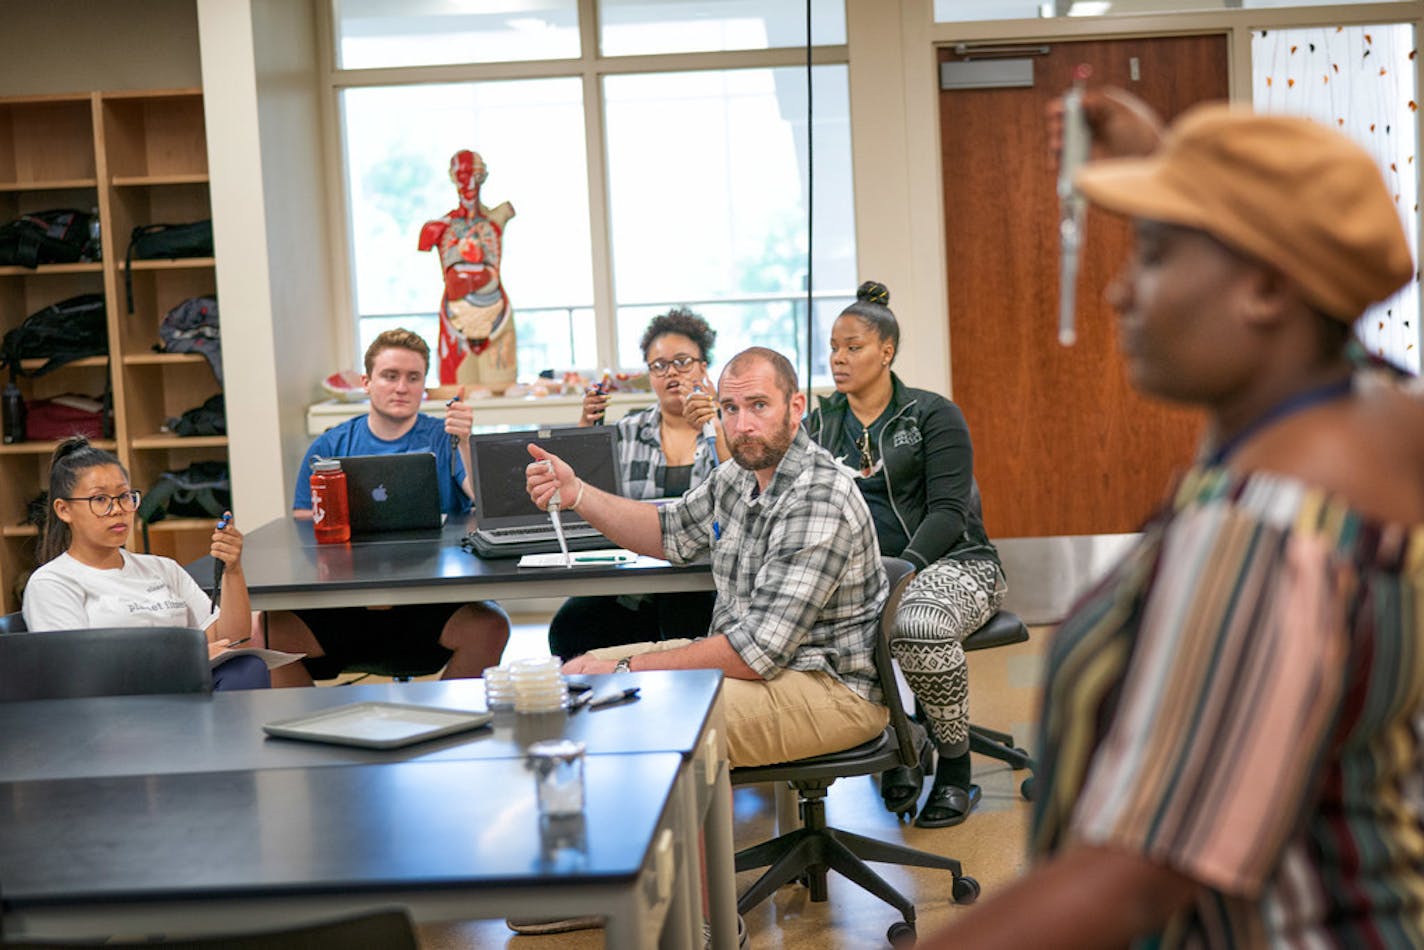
517, 549, 638, 569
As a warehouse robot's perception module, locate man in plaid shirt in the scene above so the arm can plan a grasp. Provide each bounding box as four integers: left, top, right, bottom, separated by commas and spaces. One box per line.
526, 346, 889, 767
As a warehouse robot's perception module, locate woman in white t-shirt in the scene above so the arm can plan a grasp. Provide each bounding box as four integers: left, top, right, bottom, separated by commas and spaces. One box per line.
22, 437, 268, 690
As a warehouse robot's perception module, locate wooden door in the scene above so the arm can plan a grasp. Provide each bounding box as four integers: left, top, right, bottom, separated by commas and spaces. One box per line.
941, 36, 1228, 538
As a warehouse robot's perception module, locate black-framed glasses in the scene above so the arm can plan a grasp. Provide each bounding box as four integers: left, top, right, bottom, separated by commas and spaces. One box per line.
63, 490, 142, 516
647, 355, 702, 377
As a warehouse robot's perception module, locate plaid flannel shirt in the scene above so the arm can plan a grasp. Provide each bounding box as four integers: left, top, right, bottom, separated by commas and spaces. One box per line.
614, 403, 719, 500
659, 428, 887, 702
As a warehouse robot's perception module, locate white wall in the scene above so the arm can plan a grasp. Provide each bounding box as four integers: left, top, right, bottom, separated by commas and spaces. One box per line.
251, 0, 341, 509
198, 0, 340, 525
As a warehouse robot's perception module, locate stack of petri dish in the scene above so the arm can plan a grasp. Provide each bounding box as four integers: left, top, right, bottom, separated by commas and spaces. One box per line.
509, 656, 569, 713
482, 665, 516, 710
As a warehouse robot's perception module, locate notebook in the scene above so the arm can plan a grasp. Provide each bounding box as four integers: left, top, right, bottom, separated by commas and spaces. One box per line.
466, 426, 622, 558
338, 452, 445, 538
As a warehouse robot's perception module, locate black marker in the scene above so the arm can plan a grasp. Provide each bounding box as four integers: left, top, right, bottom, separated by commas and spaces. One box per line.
210, 512, 231, 611
588, 686, 640, 709
446, 394, 461, 451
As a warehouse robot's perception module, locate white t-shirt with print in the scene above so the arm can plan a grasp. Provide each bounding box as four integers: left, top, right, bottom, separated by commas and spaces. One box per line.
21, 550, 219, 633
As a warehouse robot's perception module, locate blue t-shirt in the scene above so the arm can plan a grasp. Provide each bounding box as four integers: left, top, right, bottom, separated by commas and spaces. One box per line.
293, 414, 470, 515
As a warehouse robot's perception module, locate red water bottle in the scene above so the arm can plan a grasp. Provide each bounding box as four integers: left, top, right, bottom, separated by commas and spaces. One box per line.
309, 457, 350, 544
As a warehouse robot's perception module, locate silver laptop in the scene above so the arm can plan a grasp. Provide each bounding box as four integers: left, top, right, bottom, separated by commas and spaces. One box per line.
339, 452, 445, 538
466, 426, 621, 558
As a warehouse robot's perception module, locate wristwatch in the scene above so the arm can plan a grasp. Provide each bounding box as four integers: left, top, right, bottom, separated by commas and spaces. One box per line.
613, 656, 633, 674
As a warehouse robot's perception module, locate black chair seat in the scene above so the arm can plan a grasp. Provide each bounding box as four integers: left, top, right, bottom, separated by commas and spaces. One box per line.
963, 610, 1029, 652
731, 730, 898, 785
0, 626, 212, 701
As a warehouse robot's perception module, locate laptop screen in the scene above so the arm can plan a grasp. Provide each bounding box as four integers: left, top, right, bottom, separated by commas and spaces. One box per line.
470, 427, 621, 529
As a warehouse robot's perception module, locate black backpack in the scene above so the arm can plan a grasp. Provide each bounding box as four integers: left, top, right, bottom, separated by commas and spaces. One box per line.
0, 209, 96, 268
125, 221, 213, 312
166, 393, 226, 437
137, 461, 231, 524
0, 294, 109, 377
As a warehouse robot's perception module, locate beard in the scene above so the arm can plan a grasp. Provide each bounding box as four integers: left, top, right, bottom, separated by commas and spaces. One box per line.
730, 409, 796, 472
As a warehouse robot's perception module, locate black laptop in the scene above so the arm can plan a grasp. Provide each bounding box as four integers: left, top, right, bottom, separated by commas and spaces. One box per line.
466, 427, 621, 558
338, 452, 445, 538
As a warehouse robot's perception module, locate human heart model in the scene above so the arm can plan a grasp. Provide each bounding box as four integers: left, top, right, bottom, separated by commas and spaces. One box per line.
418, 149, 516, 391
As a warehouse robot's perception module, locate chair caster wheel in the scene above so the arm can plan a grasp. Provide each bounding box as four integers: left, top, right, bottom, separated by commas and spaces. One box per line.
1020, 777, 1035, 801
952, 875, 981, 904
887, 920, 917, 947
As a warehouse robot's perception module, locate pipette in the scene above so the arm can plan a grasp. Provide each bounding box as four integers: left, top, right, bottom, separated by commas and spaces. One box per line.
1057, 64, 1093, 348
544, 460, 572, 567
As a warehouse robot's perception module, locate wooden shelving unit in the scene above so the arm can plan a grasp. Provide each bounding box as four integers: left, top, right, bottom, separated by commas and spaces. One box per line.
0, 89, 224, 612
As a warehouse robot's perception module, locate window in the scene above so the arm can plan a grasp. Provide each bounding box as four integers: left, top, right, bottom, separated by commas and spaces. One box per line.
603, 65, 855, 374
599, 0, 845, 56
333, 0, 580, 69
342, 78, 594, 385
332, 1, 854, 387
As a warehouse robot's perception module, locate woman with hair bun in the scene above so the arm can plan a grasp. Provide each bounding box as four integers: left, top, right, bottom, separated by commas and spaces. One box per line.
21, 436, 268, 690
809, 280, 1005, 828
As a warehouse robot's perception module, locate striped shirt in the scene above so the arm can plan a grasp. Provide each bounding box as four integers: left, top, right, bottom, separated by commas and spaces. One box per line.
614, 404, 719, 501
1033, 466, 1424, 948
659, 428, 887, 701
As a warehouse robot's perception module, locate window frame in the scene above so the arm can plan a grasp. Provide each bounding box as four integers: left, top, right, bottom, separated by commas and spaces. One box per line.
318, 0, 852, 379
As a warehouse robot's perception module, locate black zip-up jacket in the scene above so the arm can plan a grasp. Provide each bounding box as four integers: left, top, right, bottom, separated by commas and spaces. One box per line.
807, 373, 998, 571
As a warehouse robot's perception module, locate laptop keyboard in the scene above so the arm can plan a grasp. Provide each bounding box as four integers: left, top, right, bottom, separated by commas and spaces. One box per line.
484, 523, 602, 540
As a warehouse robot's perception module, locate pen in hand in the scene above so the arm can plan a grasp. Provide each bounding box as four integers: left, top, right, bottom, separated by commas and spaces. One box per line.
225, 636, 252, 648
210, 512, 231, 611
446, 392, 461, 452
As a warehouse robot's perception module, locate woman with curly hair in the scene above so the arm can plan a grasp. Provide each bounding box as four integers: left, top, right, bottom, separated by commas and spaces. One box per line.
547, 307, 727, 659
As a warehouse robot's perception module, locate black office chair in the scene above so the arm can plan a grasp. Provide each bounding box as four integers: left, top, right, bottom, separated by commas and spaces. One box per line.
0, 907, 418, 949
963, 610, 1037, 800
730, 557, 979, 948
0, 611, 26, 633
0, 626, 212, 702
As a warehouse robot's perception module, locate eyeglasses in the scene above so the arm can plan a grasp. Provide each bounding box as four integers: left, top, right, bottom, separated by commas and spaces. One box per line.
647, 355, 702, 377
63, 490, 142, 516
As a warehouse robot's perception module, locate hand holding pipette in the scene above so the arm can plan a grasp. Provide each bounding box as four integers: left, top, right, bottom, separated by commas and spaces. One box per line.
1057, 64, 1093, 348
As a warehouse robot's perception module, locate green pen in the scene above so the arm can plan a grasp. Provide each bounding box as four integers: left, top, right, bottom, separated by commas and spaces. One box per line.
574, 554, 633, 563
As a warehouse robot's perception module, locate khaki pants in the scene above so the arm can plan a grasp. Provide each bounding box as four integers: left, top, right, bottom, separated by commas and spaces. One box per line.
587, 639, 889, 767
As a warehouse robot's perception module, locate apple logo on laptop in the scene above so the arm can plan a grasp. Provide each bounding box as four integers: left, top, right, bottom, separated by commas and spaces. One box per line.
372, 484, 388, 503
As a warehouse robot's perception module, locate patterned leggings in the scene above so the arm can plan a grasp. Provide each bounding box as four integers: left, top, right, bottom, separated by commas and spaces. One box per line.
890, 557, 1007, 756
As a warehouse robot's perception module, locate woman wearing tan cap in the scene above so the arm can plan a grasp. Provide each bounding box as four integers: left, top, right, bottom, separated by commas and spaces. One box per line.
921, 91, 1424, 948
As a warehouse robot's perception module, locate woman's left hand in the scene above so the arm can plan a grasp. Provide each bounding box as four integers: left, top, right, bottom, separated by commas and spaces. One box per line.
210, 512, 244, 570
684, 374, 719, 429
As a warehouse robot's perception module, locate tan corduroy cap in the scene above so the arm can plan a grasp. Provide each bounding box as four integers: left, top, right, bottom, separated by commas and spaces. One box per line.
1074, 103, 1415, 321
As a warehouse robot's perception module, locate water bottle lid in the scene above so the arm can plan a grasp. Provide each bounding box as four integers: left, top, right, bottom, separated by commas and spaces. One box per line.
311, 456, 342, 472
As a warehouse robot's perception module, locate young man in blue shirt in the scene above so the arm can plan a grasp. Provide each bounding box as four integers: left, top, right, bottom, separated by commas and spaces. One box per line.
264, 328, 508, 686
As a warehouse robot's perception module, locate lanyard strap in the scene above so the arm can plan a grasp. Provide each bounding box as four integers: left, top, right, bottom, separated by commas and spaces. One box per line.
1205, 376, 1354, 467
